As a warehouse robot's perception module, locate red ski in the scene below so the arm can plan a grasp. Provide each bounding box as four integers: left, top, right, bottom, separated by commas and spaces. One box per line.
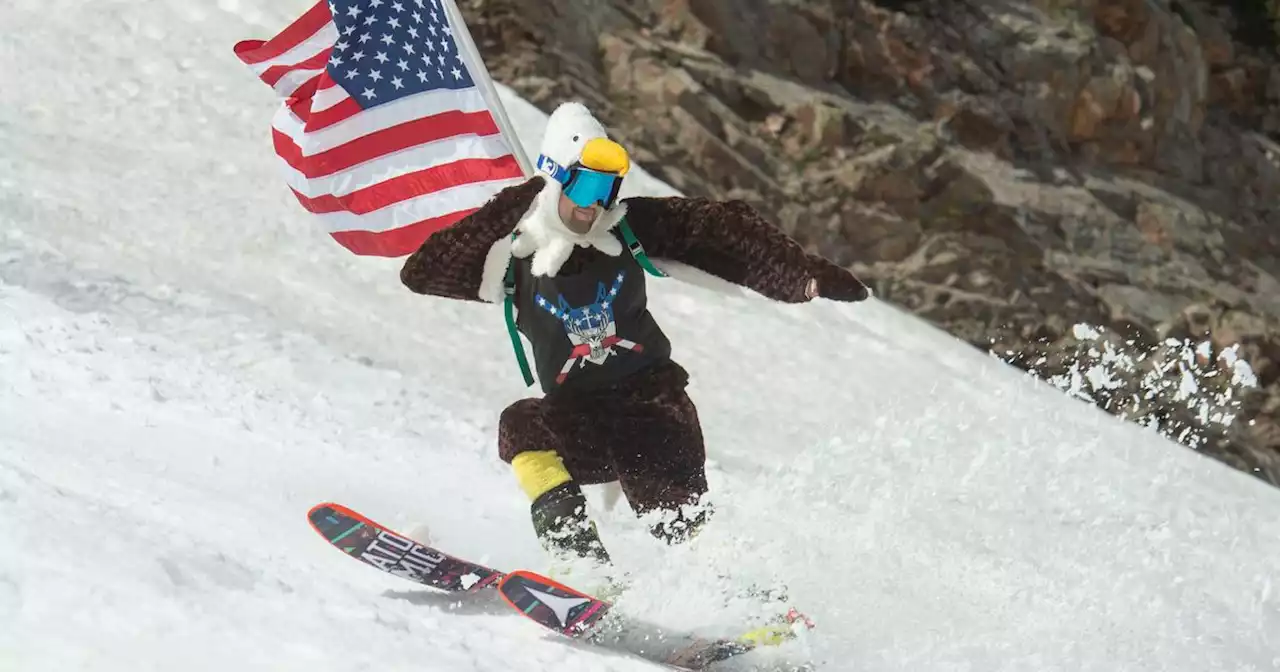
497, 569, 815, 671
307, 502, 502, 593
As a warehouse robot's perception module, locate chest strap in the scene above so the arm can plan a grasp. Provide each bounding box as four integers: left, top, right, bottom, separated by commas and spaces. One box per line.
618, 217, 667, 279
502, 216, 664, 387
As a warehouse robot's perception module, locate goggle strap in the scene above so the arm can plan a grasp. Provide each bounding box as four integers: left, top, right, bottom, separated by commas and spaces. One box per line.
536, 155, 570, 184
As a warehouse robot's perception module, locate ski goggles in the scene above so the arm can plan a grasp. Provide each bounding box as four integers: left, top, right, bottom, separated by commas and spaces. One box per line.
561, 165, 623, 209
537, 139, 630, 209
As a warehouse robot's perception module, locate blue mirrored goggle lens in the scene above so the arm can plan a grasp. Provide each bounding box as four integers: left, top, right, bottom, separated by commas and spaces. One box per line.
563, 169, 622, 208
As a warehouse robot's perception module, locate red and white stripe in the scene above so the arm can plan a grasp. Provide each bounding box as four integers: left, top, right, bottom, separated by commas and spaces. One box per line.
234, 0, 527, 257
234, 2, 336, 99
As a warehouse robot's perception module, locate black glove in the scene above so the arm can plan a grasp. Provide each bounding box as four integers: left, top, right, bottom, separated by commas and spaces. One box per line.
806, 262, 870, 302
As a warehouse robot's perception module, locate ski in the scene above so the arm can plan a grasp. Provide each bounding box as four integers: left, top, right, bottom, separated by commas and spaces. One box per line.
307, 502, 503, 593
309, 503, 813, 669
498, 569, 813, 671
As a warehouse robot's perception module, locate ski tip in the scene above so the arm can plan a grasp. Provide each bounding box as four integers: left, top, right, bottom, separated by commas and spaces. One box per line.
499, 570, 595, 599
306, 502, 382, 541
307, 503, 335, 528
497, 569, 610, 638
308, 501, 353, 518
308, 501, 343, 517
307, 502, 342, 531
307, 501, 373, 524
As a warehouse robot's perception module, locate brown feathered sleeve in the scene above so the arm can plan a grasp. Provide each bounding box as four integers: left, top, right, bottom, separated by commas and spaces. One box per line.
400, 176, 544, 303
621, 196, 868, 303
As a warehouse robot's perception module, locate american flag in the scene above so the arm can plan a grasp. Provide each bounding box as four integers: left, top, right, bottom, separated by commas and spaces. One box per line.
235, 0, 529, 256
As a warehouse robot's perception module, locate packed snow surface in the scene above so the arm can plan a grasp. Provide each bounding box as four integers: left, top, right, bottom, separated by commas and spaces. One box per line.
2, 0, 1278, 670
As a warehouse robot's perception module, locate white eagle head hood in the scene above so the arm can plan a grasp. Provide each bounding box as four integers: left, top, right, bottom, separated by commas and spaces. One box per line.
510, 102, 630, 278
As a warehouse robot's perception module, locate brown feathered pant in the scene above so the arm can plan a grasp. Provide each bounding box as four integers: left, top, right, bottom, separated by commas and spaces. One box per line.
498, 360, 709, 519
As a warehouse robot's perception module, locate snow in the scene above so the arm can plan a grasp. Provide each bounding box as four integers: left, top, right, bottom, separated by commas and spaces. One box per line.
1022, 325, 1257, 451
2, 0, 1279, 670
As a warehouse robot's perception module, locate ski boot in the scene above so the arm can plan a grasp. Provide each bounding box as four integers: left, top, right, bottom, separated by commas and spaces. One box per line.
532, 482, 629, 601
647, 504, 711, 546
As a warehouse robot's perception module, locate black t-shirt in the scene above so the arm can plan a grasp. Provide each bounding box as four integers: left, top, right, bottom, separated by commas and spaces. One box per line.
514, 235, 671, 395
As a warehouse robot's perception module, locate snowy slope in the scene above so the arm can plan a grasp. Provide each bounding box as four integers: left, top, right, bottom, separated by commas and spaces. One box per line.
2, 0, 1279, 670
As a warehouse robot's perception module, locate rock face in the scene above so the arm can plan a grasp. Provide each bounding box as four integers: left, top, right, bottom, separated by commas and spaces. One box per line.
458, 0, 1280, 486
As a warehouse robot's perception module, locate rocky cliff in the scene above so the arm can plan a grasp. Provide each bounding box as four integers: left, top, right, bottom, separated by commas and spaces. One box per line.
458, 0, 1280, 486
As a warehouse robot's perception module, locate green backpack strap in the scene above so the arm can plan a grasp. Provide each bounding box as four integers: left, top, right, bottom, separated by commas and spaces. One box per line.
618, 217, 667, 278
502, 233, 535, 387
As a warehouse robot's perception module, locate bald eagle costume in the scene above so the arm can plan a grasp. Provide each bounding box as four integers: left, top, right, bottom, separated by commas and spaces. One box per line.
401, 102, 869, 570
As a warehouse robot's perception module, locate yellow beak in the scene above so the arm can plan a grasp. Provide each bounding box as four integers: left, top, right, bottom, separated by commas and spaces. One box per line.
579, 138, 630, 176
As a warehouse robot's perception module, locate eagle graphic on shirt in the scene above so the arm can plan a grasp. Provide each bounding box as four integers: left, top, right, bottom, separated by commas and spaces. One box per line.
534, 270, 644, 384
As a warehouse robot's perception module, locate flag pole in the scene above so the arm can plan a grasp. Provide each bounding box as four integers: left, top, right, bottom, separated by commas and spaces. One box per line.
440, 0, 533, 177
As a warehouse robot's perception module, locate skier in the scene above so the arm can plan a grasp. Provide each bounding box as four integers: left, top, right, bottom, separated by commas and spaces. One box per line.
400, 102, 869, 579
